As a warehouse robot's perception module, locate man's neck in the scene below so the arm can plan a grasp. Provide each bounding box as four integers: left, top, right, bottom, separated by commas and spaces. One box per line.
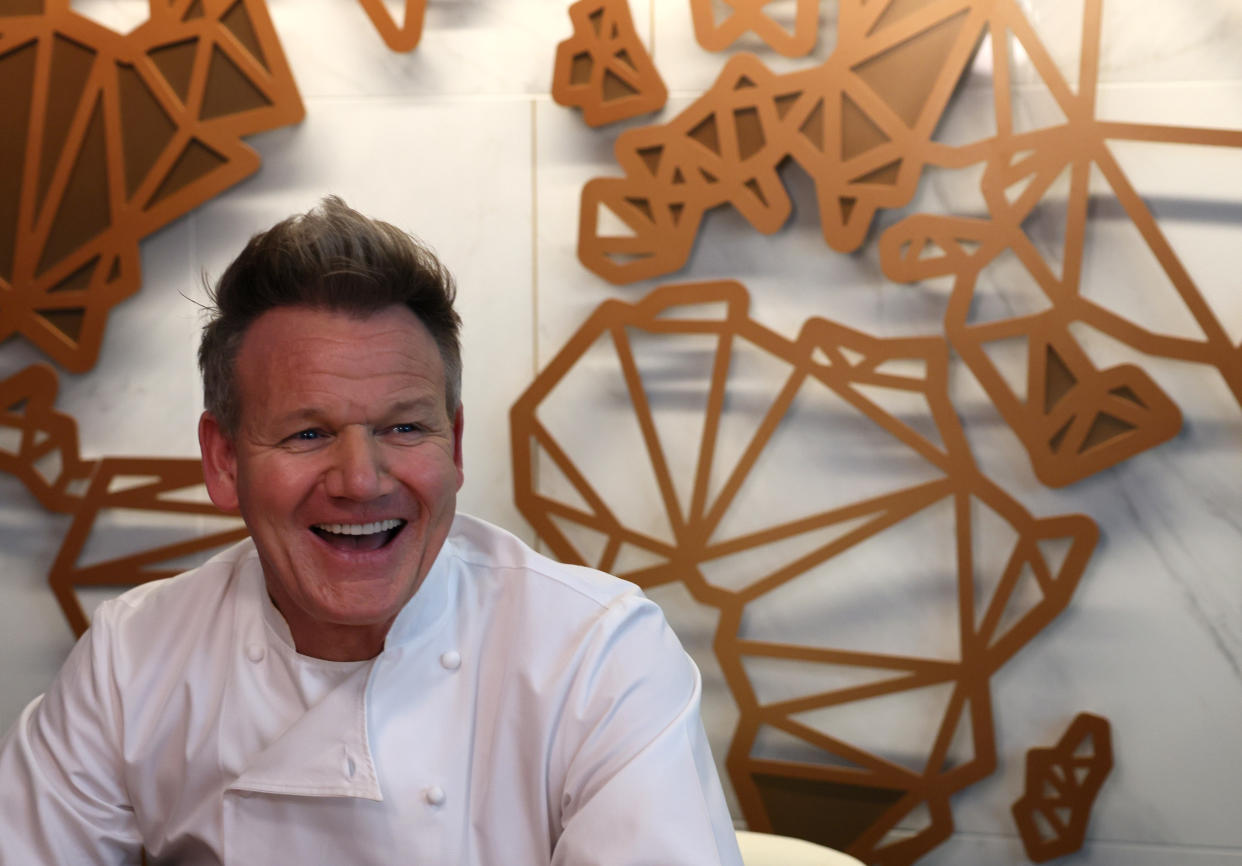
270, 595, 394, 661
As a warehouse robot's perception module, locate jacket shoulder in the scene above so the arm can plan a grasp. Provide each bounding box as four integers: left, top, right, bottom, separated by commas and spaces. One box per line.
446, 513, 644, 612
90, 538, 257, 661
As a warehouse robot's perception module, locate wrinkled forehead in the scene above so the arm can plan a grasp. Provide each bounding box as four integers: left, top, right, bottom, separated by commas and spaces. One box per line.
233, 304, 449, 420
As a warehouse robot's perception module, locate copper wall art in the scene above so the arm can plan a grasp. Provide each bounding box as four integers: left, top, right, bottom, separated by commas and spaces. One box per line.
578, 0, 988, 283
579, 0, 1242, 487
690, 0, 820, 57
0, 363, 245, 636
48, 454, 247, 636
0, 0, 303, 372
356, 0, 428, 52
1012, 713, 1113, 862
510, 280, 1098, 865
881, 215, 1185, 488
552, 0, 667, 127
0, 362, 96, 513
876, 0, 1242, 487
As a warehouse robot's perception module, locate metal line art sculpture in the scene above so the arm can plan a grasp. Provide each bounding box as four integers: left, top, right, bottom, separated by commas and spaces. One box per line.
1012, 713, 1113, 862
510, 280, 1099, 865
579, 0, 1242, 487
877, 0, 1242, 487
882, 216, 1184, 488
578, 0, 991, 284
689, 0, 820, 58
552, 0, 667, 127
0, 363, 245, 636
0, 362, 97, 513
355, 0, 428, 52
0, 0, 303, 372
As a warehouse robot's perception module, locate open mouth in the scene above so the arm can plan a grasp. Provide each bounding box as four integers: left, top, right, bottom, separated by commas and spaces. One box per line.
310, 519, 406, 552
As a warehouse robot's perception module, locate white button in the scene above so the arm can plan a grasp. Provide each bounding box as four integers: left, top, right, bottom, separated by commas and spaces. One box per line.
246, 645, 265, 663
439, 650, 461, 671
425, 785, 446, 806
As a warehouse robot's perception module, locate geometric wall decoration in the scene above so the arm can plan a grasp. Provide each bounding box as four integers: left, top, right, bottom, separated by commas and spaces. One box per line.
578, 0, 989, 283
876, 0, 1242, 486
578, 0, 1242, 487
689, 0, 820, 58
578, 0, 1242, 373
0, 0, 303, 372
0, 363, 244, 635
511, 280, 1099, 865
552, 0, 667, 127
1011, 713, 1113, 863
881, 211, 1187, 487
47, 454, 247, 636
0, 362, 96, 513
356, 0, 428, 52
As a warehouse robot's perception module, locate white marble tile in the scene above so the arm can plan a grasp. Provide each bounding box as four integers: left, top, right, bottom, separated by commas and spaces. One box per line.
1093, 0, 1242, 85
920, 832, 1242, 866
38, 219, 203, 459
0, 477, 80, 730
265, 0, 651, 99
534, 97, 661, 367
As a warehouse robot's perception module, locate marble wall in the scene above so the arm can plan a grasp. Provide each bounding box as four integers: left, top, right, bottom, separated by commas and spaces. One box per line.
1, 0, 1240, 863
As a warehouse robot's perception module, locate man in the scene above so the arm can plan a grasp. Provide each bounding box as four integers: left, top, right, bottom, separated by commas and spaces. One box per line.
0, 198, 743, 864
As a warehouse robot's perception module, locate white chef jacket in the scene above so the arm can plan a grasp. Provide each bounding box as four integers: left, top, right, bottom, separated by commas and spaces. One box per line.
0, 513, 742, 865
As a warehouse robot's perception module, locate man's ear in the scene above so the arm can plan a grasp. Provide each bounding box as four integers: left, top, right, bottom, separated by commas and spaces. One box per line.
452, 405, 464, 491
199, 411, 240, 512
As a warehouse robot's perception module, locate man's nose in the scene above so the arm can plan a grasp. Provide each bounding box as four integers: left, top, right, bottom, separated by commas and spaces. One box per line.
325, 427, 393, 500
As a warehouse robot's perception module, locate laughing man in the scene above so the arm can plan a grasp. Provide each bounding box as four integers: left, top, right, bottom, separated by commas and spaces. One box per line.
0, 197, 743, 865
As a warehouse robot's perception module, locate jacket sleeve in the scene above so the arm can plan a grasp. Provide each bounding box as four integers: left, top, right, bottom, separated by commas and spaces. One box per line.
549, 594, 744, 866
0, 612, 143, 865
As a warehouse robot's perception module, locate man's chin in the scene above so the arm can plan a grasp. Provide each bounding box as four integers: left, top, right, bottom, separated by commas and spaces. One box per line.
284, 583, 413, 644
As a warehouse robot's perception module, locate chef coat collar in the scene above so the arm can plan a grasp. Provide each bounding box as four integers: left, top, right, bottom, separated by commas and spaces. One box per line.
225, 662, 381, 800
379, 523, 457, 651
224, 551, 380, 800
225, 528, 460, 801
247, 526, 457, 656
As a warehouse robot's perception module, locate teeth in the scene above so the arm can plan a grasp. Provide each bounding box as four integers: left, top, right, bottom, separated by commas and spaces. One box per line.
314, 519, 404, 536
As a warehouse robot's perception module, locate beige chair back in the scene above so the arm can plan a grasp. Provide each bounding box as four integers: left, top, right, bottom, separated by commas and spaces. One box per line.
735, 830, 866, 866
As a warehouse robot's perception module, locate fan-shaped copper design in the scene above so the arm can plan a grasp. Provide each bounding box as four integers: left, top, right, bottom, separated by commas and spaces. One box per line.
690, 0, 820, 57
579, 0, 987, 283
510, 281, 1098, 864
552, 0, 667, 127
1012, 713, 1113, 862
0, 0, 303, 372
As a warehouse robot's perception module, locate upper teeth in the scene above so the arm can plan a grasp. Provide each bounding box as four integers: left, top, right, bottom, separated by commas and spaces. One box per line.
315, 519, 403, 536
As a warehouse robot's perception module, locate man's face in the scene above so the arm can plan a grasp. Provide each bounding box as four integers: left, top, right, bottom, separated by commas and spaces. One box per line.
199, 304, 463, 658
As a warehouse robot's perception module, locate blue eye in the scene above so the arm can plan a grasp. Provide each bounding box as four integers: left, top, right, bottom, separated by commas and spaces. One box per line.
293, 429, 321, 440
391, 423, 420, 434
